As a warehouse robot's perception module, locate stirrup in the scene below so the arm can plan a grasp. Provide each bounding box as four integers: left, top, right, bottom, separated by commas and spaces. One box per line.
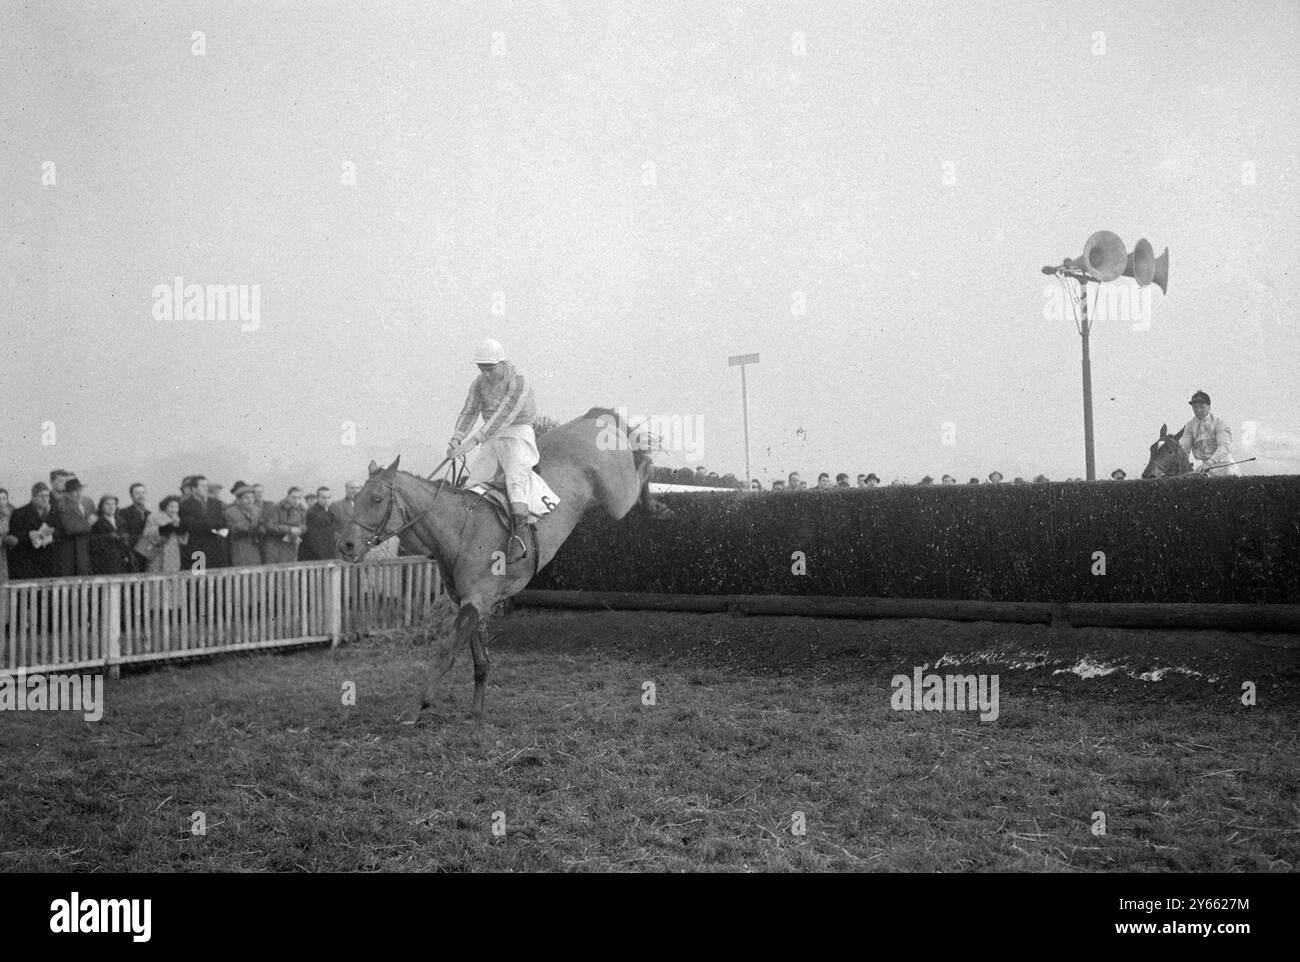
507, 533, 529, 562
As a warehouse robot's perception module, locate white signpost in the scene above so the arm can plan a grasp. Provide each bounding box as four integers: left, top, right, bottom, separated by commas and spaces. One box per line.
728, 353, 760, 489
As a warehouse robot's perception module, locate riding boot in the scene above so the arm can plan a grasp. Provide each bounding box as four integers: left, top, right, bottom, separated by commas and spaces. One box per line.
507, 510, 530, 564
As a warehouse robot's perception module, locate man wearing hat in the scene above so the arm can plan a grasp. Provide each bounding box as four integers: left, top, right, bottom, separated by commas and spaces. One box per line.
7, 483, 58, 580
53, 470, 95, 518
1110, 468, 1127, 481
941, 474, 957, 485
864, 473, 880, 488
224, 483, 263, 567
987, 471, 1004, 484
446, 338, 541, 564
1178, 391, 1238, 475
50, 477, 94, 576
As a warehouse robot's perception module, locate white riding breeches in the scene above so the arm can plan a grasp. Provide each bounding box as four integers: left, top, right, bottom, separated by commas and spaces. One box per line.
465, 424, 539, 511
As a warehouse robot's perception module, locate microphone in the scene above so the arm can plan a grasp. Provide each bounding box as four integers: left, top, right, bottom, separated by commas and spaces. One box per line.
1041, 265, 1060, 275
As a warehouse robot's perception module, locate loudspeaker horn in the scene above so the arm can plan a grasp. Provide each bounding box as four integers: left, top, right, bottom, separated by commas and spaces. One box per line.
1151, 246, 1168, 295
1064, 230, 1127, 282
1124, 238, 1155, 286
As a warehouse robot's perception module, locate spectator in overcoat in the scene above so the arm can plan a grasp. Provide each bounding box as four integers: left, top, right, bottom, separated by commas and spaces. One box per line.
53, 470, 95, 518
260, 487, 306, 564
203, 482, 231, 568
90, 495, 135, 575
330, 481, 360, 534
7, 483, 58, 580
303, 486, 340, 560
224, 484, 263, 567
179, 476, 221, 569
50, 477, 94, 576
118, 483, 150, 571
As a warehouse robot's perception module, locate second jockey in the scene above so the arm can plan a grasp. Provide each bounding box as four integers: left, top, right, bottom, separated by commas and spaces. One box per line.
447, 338, 538, 563
1178, 390, 1238, 476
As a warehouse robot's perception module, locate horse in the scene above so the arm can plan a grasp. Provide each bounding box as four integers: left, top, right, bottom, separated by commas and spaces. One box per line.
338, 407, 662, 723
1141, 423, 1190, 478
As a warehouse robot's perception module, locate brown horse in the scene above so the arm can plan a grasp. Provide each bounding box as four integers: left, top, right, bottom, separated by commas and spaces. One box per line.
338, 407, 660, 722
1141, 423, 1190, 478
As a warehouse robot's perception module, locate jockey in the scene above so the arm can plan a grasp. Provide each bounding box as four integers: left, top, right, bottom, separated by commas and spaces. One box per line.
1178, 390, 1238, 476
447, 338, 539, 562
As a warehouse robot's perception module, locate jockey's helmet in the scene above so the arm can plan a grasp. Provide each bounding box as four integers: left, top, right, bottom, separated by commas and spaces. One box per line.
473, 338, 506, 365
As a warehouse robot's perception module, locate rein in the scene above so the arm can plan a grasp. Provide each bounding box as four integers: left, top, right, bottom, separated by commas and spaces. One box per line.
353, 456, 466, 551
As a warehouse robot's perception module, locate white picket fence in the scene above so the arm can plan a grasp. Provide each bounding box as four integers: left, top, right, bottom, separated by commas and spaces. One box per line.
0, 556, 444, 678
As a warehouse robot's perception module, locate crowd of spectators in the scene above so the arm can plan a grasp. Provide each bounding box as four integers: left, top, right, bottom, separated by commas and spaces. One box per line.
2, 462, 1138, 584
652, 464, 1131, 491
0, 468, 363, 584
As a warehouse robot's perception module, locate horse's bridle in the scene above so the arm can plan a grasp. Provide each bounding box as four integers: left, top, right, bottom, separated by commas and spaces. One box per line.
352, 457, 466, 551
1145, 438, 1182, 479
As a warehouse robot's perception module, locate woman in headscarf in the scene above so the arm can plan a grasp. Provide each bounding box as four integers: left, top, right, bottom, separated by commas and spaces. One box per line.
90, 494, 135, 575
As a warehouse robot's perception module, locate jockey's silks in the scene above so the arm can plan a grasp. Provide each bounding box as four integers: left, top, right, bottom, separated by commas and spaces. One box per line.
452, 361, 537, 443
1179, 412, 1233, 464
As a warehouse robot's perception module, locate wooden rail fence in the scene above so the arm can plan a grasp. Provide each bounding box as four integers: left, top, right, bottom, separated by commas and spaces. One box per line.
0, 557, 443, 678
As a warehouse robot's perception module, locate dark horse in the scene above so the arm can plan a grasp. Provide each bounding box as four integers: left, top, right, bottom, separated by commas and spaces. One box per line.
338, 408, 661, 723
1141, 423, 1190, 478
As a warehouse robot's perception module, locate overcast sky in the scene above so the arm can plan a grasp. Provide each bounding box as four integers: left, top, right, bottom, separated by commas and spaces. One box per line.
2, 0, 1298, 499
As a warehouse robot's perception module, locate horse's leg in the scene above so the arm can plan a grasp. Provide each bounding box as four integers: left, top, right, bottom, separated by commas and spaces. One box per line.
400, 602, 476, 724
469, 613, 491, 718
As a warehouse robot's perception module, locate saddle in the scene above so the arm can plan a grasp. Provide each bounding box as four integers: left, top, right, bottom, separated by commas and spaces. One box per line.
464, 482, 543, 573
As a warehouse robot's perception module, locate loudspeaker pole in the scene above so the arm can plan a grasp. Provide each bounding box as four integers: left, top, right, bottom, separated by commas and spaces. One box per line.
1045, 231, 1166, 484
1078, 280, 1096, 481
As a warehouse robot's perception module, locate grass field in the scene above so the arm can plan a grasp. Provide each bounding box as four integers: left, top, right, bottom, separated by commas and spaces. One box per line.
2, 606, 1297, 872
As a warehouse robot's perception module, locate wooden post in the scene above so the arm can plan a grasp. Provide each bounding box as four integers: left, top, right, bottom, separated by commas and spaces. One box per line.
329, 563, 343, 648
106, 582, 122, 680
